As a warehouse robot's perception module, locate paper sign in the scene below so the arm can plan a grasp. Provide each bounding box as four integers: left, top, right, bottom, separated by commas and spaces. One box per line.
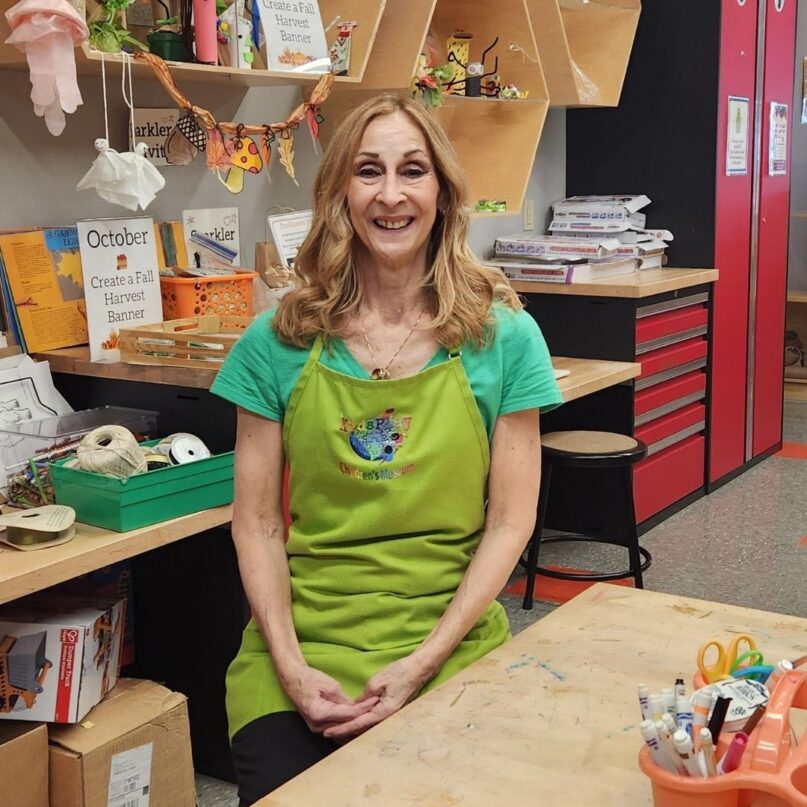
726, 96, 749, 176
182, 208, 240, 269
267, 210, 313, 267
769, 102, 788, 176
107, 742, 153, 807
129, 109, 180, 166
77, 218, 163, 363
259, 0, 330, 73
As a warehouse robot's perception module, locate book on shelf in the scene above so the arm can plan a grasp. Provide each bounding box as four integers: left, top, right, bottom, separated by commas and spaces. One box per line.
0, 227, 88, 353
489, 257, 639, 284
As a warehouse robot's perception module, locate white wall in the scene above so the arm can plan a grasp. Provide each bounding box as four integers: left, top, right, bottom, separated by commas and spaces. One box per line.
789, 0, 807, 289
0, 68, 564, 266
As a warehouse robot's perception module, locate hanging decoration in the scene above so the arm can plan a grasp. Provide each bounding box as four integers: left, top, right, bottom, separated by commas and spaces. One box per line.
135, 50, 333, 193
77, 54, 165, 211
4, 0, 89, 136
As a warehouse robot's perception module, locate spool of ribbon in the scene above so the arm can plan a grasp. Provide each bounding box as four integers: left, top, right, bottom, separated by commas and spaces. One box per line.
77, 426, 147, 479
0, 504, 76, 551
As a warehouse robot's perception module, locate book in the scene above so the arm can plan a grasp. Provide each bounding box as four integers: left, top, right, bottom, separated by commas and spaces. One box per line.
493, 233, 619, 260
490, 257, 639, 284
76, 218, 163, 363
182, 208, 240, 269
0, 228, 88, 352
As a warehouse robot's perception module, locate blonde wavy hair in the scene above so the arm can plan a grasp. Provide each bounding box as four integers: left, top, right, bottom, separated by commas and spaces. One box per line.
273, 93, 522, 348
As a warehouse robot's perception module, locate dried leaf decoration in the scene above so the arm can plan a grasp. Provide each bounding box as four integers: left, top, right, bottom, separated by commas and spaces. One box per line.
278, 131, 298, 186
260, 131, 274, 184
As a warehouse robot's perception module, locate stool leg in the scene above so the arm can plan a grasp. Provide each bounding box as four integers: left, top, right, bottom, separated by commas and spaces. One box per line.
622, 465, 644, 589
523, 464, 552, 610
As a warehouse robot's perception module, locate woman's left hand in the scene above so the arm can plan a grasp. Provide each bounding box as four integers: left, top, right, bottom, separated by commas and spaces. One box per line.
322, 656, 433, 741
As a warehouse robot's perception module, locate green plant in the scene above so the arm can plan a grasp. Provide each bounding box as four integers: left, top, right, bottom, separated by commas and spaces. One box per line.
89, 0, 149, 53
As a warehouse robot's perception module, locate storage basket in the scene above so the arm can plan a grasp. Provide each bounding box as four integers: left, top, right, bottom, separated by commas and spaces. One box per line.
160, 272, 256, 318
119, 315, 251, 370
51, 440, 234, 532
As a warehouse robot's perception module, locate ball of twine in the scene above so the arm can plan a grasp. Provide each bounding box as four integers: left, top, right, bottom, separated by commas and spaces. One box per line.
77, 426, 147, 479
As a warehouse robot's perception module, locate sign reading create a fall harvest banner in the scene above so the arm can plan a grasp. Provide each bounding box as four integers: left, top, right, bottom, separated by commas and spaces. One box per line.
260, 0, 330, 72
77, 218, 163, 363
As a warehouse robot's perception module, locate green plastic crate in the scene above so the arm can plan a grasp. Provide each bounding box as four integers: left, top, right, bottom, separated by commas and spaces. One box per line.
51, 440, 234, 532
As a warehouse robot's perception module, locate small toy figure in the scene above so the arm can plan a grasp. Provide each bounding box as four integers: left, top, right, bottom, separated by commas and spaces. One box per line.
329, 20, 357, 76
500, 84, 529, 100
217, 0, 252, 68
443, 36, 501, 98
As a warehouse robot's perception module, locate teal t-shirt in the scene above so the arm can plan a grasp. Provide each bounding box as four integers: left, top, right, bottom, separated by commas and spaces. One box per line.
211, 304, 563, 439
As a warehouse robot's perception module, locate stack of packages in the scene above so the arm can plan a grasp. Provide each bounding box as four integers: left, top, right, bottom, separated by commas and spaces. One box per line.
489, 195, 673, 284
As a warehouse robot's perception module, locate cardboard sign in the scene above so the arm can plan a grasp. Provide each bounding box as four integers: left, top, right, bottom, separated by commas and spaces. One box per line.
77, 218, 163, 363
130, 109, 180, 167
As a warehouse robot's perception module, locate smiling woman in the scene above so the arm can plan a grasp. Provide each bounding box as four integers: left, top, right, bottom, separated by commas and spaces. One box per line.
210, 93, 564, 806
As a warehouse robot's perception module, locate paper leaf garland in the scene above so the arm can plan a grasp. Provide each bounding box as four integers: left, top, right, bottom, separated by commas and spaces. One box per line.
278, 131, 298, 186
260, 132, 274, 184
206, 128, 231, 172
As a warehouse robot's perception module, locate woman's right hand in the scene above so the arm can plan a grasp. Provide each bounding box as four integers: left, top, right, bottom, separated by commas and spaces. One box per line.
280, 663, 380, 734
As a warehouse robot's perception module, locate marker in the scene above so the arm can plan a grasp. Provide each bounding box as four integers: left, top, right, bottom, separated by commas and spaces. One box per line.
661, 712, 677, 737
672, 729, 705, 777
641, 719, 678, 774
765, 659, 794, 693
699, 727, 718, 777
638, 684, 651, 720
692, 689, 713, 747
675, 696, 694, 739
661, 688, 676, 719
717, 731, 748, 774
707, 696, 732, 745
674, 677, 686, 699
648, 693, 664, 722
742, 704, 765, 735
656, 720, 688, 775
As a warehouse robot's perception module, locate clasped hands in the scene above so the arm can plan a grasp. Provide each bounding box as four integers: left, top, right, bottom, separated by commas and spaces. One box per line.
282, 656, 433, 742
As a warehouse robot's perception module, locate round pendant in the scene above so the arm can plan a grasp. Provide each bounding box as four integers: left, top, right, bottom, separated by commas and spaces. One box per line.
371, 368, 390, 380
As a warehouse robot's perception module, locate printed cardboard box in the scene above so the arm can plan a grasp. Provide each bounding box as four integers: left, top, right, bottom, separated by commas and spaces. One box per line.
0, 722, 48, 807
49, 678, 196, 807
0, 594, 125, 723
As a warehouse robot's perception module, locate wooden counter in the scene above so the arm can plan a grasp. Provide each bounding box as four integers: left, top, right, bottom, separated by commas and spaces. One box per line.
260, 583, 807, 806
510, 267, 718, 298
0, 505, 232, 605
554, 356, 640, 402
36, 350, 640, 403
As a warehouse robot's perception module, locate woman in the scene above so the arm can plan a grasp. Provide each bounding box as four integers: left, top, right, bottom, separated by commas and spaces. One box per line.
211, 93, 562, 804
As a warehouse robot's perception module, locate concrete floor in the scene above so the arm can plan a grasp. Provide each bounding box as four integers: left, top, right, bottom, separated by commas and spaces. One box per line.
196, 401, 807, 805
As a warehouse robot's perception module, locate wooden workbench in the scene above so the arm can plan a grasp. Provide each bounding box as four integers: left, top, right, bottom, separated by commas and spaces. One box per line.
36, 348, 638, 404
510, 268, 719, 299
260, 584, 807, 806
0, 505, 232, 605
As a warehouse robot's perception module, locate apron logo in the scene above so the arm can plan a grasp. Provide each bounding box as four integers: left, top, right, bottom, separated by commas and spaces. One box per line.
340, 408, 412, 463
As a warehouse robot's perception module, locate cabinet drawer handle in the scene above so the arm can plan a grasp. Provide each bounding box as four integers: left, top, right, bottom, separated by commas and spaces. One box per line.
635, 358, 708, 390
637, 292, 709, 319
645, 421, 706, 457
636, 325, 709, 355
635, 390, 707, 427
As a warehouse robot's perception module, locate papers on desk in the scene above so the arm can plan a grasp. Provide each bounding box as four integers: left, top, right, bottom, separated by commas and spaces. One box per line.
554, 368, 570, 380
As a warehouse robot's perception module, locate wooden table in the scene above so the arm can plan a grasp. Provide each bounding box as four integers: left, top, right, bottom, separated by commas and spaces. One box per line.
554, 356, 640, 403
260, 584, 807, 806
0, 505, 232, 605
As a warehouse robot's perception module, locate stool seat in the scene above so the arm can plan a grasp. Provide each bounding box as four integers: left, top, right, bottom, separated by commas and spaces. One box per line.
521, 430, 651, 609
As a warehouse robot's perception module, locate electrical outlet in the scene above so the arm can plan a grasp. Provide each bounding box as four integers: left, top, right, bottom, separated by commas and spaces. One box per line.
523, 199, 535, 231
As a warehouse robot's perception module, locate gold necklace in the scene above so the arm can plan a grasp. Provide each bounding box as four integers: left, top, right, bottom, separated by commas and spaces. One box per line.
360, 311, 425, 380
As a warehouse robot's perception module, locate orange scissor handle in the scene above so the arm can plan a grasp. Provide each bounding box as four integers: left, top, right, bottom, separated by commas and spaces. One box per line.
697, 639, 730, 683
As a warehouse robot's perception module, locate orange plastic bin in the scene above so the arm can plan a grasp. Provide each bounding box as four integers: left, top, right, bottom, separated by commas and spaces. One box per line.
160, 272, 255, 318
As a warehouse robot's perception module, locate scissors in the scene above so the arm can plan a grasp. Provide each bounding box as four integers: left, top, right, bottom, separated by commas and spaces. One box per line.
697, 634, 764, 683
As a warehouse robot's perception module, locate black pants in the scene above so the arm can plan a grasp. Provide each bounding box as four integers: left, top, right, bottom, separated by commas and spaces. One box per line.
231, 712, 339, 806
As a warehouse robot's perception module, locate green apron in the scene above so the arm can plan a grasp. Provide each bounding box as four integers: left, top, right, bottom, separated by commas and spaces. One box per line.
226, 335, 511, 740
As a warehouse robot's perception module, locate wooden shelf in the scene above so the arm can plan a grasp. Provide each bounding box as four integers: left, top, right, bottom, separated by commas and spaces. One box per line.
509, 267, 719, 298
530, 0, 641, 107
787, 290, 807, 304
35, 347, 217, 390
0, 0, 384, 87
0, 505, 232, 606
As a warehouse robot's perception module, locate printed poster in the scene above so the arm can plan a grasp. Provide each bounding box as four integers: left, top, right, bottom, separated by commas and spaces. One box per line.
77, 218, 163, 363
182, 208, 240, 269
259, 0, 330, 73
726, 96, 749, 176
769, 102, 788, 176
0, 228, 88, 352
129, 108, 180, 166
267, 209, 312, 267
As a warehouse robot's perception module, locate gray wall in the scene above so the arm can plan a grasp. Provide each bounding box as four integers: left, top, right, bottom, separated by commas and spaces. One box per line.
0, 69, 564, 267
790, 0, 807, 289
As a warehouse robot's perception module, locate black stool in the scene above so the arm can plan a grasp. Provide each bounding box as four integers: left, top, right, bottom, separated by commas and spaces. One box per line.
521, 430, 652, 610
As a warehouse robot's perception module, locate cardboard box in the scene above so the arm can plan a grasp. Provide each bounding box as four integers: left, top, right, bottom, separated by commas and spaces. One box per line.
0, 722, 48, 807
0, 595, 125, 723
49, 679, 196, 807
